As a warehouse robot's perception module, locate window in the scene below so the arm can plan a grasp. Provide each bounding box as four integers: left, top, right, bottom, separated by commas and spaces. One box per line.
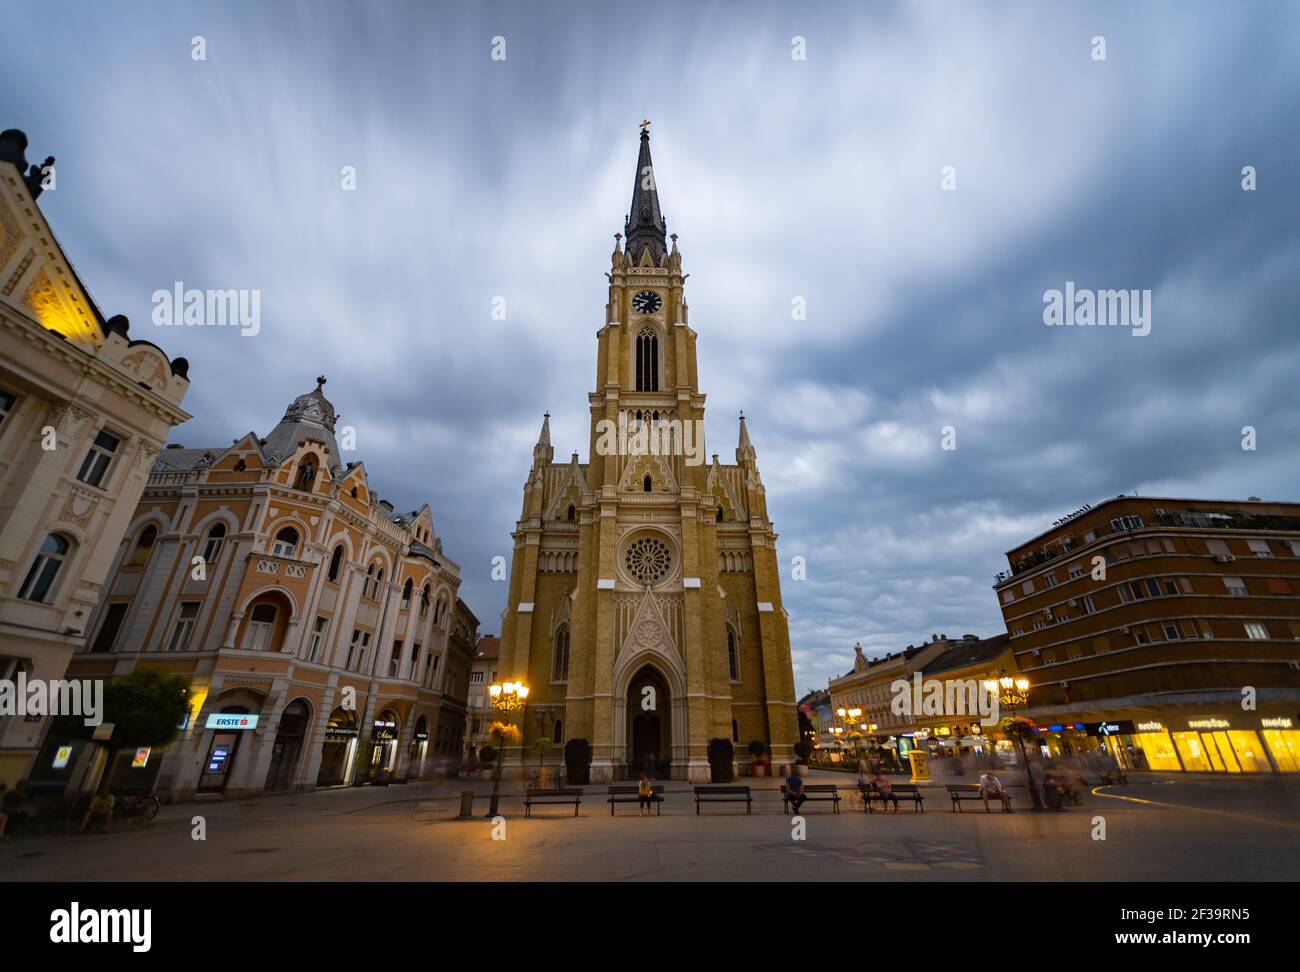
1067, 563, 1084, 580
77, 429, 121, 488
635, 327, 659, 391
411, 644, 421, 680
1134, 629, 1149, 645
1079, 595, 1097, 615
420, 585, 431, 616
470, 671, 484, 685
346, 629, 362, 669
1163, 580, 1179, 595
727, 630, 740, 681
1002, 590, 1014, 604
1043, 572, 1059, 589
1021, 579, 1035, 595
1110, 515, 1143, 531
19, 533, 71, 602
552, 626, 570, 683
357, 632, 371, 671
390, 640, 403, 677
1206, 539, 1232, 557
244, 602, 278, 651
375, 568, 385, 599
643, 474, 652, 493
327, 544, 344, 582
0, 388, 16, 430
1244, 623, 1269, 640
1145, 578, 1162, 597
166, 602, 201, 651
1267, 578, 1292, 595
307, 616, 327, 662
567, 504, 576, 522
127, 525, 157, 566
363, 564, 376, 599
201, 523, 226, 565
1248, 539, 1272, 557
90, 602, 128, 653
1033, 620, 1046, 631
295, 458, 316, 491
1161, 623, 1180, 641
553, 720, 563, 744
271, 527, 298, 558
401, 578, 413, 610
1223, 577, 1248, 597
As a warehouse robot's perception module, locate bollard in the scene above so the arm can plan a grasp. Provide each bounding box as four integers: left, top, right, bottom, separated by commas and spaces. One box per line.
457, 791, 475, 818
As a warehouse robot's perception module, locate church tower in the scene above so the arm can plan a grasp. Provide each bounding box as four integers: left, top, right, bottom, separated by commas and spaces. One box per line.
496, 124, 798, 782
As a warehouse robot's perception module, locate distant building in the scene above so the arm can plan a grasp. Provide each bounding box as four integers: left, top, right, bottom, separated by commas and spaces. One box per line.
797, 688, 834, 750
994, 495, 1300, 773
465, 634, 499, 756
0, 129, 190, 788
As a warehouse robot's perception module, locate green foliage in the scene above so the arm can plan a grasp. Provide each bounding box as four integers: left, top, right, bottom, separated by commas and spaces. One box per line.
793, 738, 814, 762
103, 668, 191, 749
479, 745, 498, 765
747, 739, 767, 759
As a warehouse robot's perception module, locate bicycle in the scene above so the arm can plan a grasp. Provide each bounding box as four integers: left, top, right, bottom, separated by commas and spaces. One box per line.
111, 790, 161, 824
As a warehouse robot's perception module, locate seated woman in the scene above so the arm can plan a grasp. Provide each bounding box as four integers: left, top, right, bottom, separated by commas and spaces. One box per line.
870, 771, 899, 812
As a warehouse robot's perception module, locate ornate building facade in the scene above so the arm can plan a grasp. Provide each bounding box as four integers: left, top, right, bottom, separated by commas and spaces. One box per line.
45, 378, 475, 800
497, 126, 798, 782
0, 129, 190, 788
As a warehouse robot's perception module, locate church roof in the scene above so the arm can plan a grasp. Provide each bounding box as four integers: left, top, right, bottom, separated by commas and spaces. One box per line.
623, 124, 667, 264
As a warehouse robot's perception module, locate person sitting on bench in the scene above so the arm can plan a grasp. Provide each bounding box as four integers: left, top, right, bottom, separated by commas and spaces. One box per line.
637, 773, 655, 817
785, 771, 807, 813
978, 771, 1013, 812
870, 771, 899, 813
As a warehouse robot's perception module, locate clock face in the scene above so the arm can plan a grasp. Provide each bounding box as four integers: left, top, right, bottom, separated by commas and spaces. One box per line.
631, 290, 663, 314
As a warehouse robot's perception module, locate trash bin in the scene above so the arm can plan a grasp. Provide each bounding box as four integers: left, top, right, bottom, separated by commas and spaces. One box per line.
457, 791, 475, 818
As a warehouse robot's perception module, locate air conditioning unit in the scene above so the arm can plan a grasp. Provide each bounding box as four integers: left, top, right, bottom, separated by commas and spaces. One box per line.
1031, 648, 1042, 656
1214, 554, 1235, 563
1121, 626, 1131, 634
1043, 607, 1053, 616
1067, 599, 1078, 607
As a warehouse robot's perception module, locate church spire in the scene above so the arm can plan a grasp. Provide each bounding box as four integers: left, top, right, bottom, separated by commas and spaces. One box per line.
624, 121, 667, 264
737, 411, 756, 462
533, 412, 554, 465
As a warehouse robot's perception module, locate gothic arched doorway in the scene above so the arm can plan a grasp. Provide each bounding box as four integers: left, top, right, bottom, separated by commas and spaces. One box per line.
626, 665, 672, 780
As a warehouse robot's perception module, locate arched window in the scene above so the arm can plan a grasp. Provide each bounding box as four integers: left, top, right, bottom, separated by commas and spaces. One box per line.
19, 533, 71, 602
731, 718, 739, 743
295, 458, 316, 491
727, 630, 740, 682
364, 563, 376, 599
271, 527, 298, 558
327, 544, 344, 582
127, 525, 157, 567
552, 625, 570, 683
643, 474, 652, 493
635, 327, 658, 391
552, 719, 564, 744
202, 523, 226, 564
566, 504, 576, 522
716, 507, 724, 523
401, 578, 414, 610
420, 585, 431, 616
244, 602, 278, 651
375, 568, 385, 599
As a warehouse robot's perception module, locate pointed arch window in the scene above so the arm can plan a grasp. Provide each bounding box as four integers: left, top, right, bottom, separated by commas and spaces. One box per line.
552, 625, 570, 683
635, 327, 659, 391
727, 629, 740, 682
567, 504, 576, 522
420, 584, 431, 616
327, 544, 344, 582
553, 719, 564, 744
401, 577, 414, 610
127, 525, 158, 567
643, 474, 652, 493
295, 458, 316, 491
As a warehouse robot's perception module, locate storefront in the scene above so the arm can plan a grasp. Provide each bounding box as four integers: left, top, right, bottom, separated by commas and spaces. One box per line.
317, 707, 359, 786
197, 708, 260, 794
369, 710, 399, 777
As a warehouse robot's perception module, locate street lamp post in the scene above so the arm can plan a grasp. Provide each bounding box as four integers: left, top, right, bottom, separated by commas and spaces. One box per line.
485, 679, 528, 817
985, 673, 1041, 811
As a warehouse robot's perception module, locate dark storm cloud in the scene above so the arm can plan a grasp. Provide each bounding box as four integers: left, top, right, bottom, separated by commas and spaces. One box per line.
2, 0, 1297, 693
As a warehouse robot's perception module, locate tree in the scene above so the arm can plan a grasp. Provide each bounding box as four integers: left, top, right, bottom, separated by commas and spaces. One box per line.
96, 668, 190, 793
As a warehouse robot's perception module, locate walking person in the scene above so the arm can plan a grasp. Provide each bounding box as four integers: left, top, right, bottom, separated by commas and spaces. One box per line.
637, 772, 655, 817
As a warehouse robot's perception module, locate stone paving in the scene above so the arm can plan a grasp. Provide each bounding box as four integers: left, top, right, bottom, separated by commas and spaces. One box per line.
2, 770, 1296, 881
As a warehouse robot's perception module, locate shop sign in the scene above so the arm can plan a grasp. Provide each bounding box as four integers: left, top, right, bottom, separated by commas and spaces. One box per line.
1136, 721, 1166, 733
1040, 723, 1085, 733
205, 713, 259, 730
53, 745, 74, 769
206, 746, 231, 773
325, 725, 358, 738
92, 722, 115, 741
1086, 720, 1135, 737
131, 747, 151, 768
1261, 717, 1293, 729
1187, 718, 1230, 730
414, 731, 429, 740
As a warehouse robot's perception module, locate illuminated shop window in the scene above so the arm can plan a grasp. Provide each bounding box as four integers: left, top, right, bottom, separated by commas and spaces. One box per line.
1263, 730, 1300, 773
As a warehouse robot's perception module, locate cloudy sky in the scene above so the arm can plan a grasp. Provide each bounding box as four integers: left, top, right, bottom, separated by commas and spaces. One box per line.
4, 1, 1298, 695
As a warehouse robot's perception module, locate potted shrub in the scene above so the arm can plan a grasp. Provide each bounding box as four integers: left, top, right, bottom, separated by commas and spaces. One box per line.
708, 738, 735, 783
793, 738, 814, 775
564, 738, 591, 785
747, 739, 769, 777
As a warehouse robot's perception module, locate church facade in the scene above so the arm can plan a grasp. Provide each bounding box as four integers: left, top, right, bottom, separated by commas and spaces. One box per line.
496, 127, 798, 782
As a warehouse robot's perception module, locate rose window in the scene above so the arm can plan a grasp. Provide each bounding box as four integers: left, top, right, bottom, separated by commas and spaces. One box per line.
624, 537, 672, 585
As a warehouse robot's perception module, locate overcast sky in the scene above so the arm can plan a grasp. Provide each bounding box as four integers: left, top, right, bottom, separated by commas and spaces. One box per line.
4, 1, 1298, 696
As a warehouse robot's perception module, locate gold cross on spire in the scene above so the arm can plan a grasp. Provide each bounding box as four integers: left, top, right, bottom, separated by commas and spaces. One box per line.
639, 118, 651, 132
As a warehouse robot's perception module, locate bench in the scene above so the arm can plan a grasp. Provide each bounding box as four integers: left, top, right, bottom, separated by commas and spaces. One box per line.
857, 782, 925, 813
694, 785, 752, 814
946, 783, 1013, 813
523, 786, 582, 817
780, 783, 840, 814
608, 784, 665, 815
